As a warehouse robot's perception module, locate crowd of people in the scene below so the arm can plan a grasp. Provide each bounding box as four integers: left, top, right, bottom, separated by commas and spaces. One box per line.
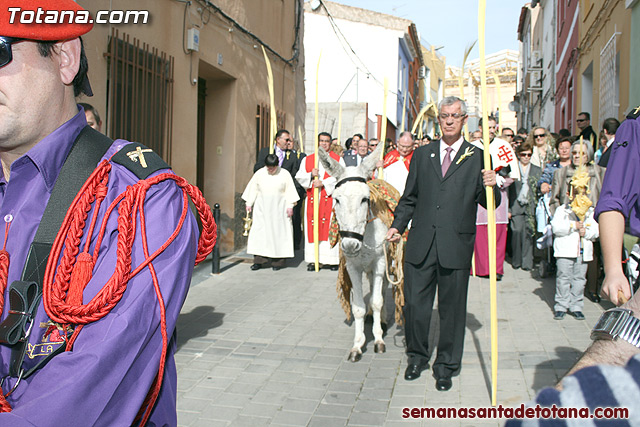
243, 99, 639, 400
507, 107, 640, 426
245, 107, 627, 321
503, 114, 616, 322
461, 111, 622, 322
245, 126, 430, 272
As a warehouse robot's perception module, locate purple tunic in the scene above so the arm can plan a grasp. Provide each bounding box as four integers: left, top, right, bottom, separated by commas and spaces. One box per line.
0, 109, 198, 426
594, 113, 640, 236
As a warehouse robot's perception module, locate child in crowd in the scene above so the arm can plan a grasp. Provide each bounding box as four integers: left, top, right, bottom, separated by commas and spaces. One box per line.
551, 166, 599, 320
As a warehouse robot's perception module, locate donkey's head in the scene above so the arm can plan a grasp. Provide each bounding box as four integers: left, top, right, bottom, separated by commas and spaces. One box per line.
319, 144, 383, 256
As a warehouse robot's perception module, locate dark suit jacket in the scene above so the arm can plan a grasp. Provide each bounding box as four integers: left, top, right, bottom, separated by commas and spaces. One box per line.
579, 126, 598, 151
391, 140, 500, 269
343, 153, 366, 167
598, 146, 611, 167
508, 164, 541, 217
254, 147, 300, 174
343, 153, 357, 167
254, 147, 305, 195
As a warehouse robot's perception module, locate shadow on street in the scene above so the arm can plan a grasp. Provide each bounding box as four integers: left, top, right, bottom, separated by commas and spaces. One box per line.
176, 305, 225, 351
531, 345, 583, 393
467, 312, 492, 397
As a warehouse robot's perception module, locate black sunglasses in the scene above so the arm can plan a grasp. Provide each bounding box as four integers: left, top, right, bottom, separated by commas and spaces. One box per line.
0, 37, 25, 68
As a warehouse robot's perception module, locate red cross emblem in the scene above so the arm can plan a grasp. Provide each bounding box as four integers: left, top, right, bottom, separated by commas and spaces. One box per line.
497, 145, 514, 163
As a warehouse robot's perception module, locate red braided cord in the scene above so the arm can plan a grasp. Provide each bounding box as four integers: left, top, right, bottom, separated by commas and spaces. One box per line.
0, 250, 9, 325
0, 247, 10, 412
135, 193, 168, 424
0, 221, 12, 412
0, 221, 10, 315
38, 161, 216, 422
45, 162, 113, 304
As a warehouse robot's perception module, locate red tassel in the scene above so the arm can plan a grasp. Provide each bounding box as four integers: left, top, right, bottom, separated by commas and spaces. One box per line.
0, 249, 10, 314
0, 393, 11, 413
67, 252, 94, 306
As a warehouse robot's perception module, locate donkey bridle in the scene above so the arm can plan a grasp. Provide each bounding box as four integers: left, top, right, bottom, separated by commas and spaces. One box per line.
334, 176, 367, 189
339, 230, 364, 241
335, 176, 369, 242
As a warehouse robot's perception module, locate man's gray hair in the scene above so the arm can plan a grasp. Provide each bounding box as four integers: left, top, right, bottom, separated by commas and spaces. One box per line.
438, 96, 468, 116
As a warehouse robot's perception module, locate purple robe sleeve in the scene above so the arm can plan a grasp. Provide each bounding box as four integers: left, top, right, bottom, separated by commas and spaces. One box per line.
1, 175, 198, 426
594, 116, 640, 236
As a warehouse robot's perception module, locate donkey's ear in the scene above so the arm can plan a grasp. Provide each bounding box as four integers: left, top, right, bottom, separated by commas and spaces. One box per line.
359, 143, 384, 177
318, 148, 345, 180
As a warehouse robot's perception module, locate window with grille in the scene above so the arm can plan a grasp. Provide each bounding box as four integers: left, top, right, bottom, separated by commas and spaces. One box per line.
105, 28, 174, 163
599, 32, 619, 124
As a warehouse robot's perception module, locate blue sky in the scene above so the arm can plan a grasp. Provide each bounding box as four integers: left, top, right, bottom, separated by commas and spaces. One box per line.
329, 0, 526, 67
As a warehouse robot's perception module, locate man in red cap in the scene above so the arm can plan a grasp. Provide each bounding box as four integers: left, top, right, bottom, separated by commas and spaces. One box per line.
0, 1, 214, 425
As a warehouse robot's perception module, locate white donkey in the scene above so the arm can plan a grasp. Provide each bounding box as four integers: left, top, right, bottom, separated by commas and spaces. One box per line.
318, 145, 389, 362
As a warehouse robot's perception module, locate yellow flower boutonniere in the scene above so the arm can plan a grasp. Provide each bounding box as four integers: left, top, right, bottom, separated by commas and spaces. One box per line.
456, 146, 475, 165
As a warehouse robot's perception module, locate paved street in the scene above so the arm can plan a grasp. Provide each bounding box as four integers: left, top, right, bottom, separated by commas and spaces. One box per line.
175, 251, 612, 426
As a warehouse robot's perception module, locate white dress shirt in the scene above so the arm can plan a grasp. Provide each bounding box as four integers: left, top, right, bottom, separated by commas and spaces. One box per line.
439, 136, 465, 165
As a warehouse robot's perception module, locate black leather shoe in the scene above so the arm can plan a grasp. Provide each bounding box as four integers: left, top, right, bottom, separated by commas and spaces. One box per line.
435, 377, 452, 391
497, 274, 503, 281
329, 265, 339, 271
272, 266, 283, 271
250, 264, 261, 271
307, 263, 316, 271
404, 363, 427, 381
586, 292, 601, 303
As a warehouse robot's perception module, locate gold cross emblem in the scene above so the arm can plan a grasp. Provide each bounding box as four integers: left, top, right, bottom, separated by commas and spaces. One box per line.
635, 105, 640, 115
126, 146, 153, 168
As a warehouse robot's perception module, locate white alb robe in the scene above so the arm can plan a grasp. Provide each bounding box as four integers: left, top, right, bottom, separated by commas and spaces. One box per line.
242, 167, 299, 258
383, 159, 410, 195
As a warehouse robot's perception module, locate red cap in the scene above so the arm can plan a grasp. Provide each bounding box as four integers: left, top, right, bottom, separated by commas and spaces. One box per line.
0, 0, 93, 40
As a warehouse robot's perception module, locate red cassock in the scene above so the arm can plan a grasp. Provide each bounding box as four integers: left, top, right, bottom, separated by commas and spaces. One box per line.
383, 149, 414, 170
304, 151, 341, 242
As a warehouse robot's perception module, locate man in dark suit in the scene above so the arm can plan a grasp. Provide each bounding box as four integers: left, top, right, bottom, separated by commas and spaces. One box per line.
576, 112, 598, 152
386, 96, 499, 390
597, 117, 620, 168
255, 129, 300, 173
343, 138, 368, 166
255, 129, 305, 249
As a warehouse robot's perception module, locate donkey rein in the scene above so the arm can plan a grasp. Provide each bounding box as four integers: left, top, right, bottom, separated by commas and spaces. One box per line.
383, 237, 404, 286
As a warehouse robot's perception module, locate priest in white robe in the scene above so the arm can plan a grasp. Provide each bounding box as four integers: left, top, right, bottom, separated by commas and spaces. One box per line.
242, 154, 300, 270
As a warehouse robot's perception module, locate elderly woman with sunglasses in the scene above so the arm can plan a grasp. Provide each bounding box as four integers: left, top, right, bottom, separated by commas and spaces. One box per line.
527, 127, 558, 169
509, 142, 542, 271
